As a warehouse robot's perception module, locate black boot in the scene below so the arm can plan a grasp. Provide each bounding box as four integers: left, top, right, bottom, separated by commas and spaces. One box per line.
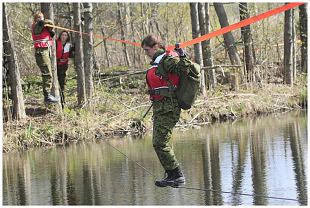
155, 167, 185, 187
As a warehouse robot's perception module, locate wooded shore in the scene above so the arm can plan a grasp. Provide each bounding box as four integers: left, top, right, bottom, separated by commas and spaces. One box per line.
3, 73, 307, 153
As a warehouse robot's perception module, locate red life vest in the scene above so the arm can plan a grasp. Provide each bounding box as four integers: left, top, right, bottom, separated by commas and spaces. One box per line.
146, 51, 180, 101
31, 23, 53, 49
56, 39, 71, 65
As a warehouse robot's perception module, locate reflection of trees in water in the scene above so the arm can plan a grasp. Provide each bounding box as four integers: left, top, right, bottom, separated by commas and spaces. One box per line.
250, 119, 268, 205
202, 134, 223, 205
287, 121, 307, 205
3, 112, 308, 205
231, 128, 248, 205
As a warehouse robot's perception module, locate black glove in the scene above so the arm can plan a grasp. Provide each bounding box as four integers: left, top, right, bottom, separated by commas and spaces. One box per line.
174, 43, 186, 57
49, 30, 55, 38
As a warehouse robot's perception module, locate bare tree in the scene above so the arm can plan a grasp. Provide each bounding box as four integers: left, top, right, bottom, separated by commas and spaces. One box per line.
299, 4, 307, 73
83, 2, 94, 100
73, 3, 86, 105
3, 3, 26, 120
214, 3, 242, 90
117, 3, 131, 67
190, 3, 206, 96
198, 3, 207, 95
284, 6, 294, 86
214, 3, 241, 65
204, 3, 216, 90
41, 3, 60, 102
239, 3, 255, 83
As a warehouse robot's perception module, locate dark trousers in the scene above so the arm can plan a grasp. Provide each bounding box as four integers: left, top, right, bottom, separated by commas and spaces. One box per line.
57, 64, 68, 106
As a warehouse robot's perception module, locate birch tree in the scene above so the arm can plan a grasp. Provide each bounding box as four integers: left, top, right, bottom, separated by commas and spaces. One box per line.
299, 4, 307, 73
73, 3, 86, 105
284, 6, 293, 86
83, 2, 94, 100
190, 3, 205, 96
3, 3, 26, 120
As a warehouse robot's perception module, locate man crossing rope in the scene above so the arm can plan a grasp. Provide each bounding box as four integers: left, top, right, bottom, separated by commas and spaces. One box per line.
142, 35, 192, 187
31, 11, 59, 104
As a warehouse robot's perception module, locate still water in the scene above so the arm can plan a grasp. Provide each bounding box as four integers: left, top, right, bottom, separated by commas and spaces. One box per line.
3, 111, 307, 205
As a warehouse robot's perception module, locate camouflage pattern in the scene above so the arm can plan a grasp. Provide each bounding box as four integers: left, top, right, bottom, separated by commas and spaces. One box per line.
33, 19, 54, 97
35, 48, 52, 96
152, 97, 181, 171
151, 49, 192, 171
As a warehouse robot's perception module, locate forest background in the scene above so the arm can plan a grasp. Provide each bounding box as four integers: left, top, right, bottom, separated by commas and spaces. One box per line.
2, 2, 308, 152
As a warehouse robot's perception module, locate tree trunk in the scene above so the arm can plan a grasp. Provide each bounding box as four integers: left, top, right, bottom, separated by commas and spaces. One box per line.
284, 6, 294, 86
73, 3, 86, 105
83, 2, 94, 100
198, 3, 207, 96
101, 29, 111, 68
299, 4, 307, 73
3, 3, 26, 120
190, 3, 205, 96
41, 3, 60, 101
205, 3, 216, 90
117, 3, 131, 66
214, 3, 241, 91
214, 3, 241, 65
239, 3, 255, 83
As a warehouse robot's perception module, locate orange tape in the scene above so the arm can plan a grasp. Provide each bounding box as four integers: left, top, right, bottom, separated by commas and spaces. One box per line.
166, 2, 304, 51
45, 24, 141, 47
46, 2, 304, 51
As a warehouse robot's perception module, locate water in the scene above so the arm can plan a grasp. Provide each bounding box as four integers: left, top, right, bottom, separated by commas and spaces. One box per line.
3, 111, 307, 205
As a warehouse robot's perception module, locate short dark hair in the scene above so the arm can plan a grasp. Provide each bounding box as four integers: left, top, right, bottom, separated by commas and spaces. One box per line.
141, 35, 165, 49
58, 31, 70, 43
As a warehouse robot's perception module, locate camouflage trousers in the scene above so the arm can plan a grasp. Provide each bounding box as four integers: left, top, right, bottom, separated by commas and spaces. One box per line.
152, 97, 181, 171
35, 48, 52, 96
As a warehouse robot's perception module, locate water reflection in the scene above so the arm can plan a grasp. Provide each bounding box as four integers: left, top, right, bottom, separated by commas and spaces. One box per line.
3, 111, 307, 205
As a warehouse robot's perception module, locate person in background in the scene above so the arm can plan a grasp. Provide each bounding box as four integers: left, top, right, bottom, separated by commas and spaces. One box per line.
56, 31, 74, 108
31, 11, 58, 104
141, 35, 192, 187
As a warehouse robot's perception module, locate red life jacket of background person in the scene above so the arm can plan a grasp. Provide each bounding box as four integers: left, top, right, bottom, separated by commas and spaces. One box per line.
31, 23, 53, 49
146, 51, 180, 101
56, 39, 71, 65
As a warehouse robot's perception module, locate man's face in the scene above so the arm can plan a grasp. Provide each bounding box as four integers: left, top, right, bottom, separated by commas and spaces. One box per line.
142, 44, 159, 59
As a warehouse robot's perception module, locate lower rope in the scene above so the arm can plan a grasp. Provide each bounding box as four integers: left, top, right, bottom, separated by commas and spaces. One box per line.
105, 140, 305, 203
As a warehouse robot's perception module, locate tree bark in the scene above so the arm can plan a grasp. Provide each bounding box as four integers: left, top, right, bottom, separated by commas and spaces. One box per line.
214, 3, 241, 91
83, 2, 94, 100
41, 3, 60, 101
117, 3, 131, 66
101, 29, 111, 68
299, 4, 307, 73
205, 3, 216, 90
190, 3, 205, 96
214, 3, 241, 65
198, 3, 207, 95
284, 6, 294, 86
3, 3, 26, 120
239, 3, 255, 83
73, 3, 86, 105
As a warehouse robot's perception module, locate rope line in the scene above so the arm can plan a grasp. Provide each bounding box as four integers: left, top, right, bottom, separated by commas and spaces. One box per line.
104, 140, 306, 204
44, 2, 304, 50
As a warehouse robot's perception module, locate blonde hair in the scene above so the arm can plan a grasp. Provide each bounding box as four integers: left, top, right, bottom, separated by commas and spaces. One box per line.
33, 11, 44, 23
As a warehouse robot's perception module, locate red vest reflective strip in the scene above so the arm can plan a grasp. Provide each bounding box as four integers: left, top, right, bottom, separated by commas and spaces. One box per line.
146, 52, 180, 101
56, 40, 70, 65
32, 24, 53, 49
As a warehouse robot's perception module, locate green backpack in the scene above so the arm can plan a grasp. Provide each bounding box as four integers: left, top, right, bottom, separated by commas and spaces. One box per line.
175, 61, 201, 110
159, 58, 201, 110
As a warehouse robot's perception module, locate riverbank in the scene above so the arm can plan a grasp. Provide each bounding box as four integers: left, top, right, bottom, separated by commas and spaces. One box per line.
3, 73, 307, 153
